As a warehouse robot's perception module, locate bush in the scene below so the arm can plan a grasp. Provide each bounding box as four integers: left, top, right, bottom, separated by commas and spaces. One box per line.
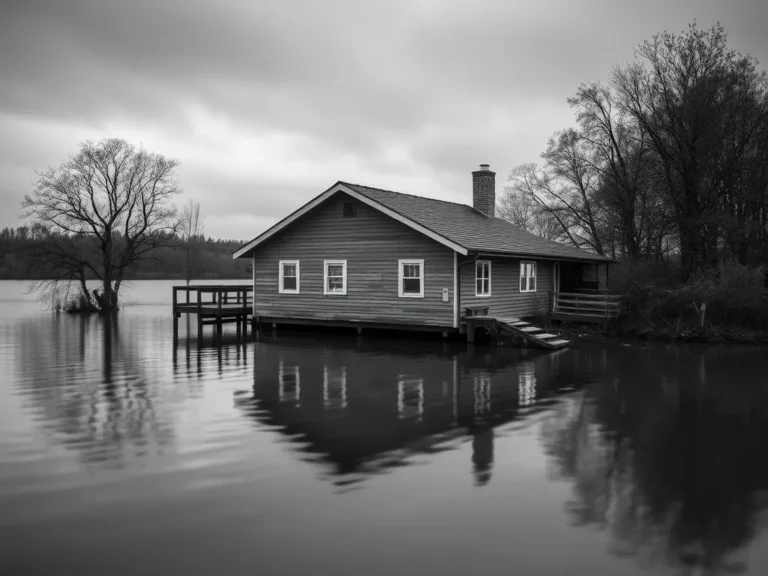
623, 261, 768, 334
62, 293, 97, 313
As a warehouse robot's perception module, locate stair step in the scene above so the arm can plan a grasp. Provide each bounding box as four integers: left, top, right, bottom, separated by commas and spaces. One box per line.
511, 322, 530, 327
519, 326, 542, 333
548, 339, 571, 347
535, 333, 559, 339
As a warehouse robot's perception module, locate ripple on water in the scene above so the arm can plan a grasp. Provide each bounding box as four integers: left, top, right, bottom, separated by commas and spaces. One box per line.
2, 289, 768, 575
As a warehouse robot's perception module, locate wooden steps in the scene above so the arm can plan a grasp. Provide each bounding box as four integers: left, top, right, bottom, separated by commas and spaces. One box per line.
495, 317, 571, 350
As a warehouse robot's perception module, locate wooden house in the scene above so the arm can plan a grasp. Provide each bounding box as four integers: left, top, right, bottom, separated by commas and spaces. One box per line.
233, 165, 615, 338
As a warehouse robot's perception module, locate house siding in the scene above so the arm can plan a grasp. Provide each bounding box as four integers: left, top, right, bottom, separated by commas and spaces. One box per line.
253, 193, 455, 328
460, 257, 554, 319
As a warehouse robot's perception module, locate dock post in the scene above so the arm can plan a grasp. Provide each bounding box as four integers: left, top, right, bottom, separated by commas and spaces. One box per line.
172, 287, 178, 342
241, 288, 248, 340
196, 288, 203, 341
467, 326, 475, 343
216, 289, 223, 338
357, 326, 363, 335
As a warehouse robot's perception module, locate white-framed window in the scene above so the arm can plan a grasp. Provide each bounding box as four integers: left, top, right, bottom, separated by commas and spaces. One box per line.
520, 261, 537, 292
278, 260, 300, 294
475, 260, 491, 297
323, 260, 347, 295
398, 259, 424, 298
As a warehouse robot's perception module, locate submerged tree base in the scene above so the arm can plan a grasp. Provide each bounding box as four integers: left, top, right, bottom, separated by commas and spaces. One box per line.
33, 280, 119, 314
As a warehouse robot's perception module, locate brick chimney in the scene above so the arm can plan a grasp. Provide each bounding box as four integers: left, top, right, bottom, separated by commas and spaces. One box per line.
472, 164, 496, 217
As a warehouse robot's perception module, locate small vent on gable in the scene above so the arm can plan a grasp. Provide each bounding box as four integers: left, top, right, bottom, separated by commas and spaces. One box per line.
342, 202, 357, 218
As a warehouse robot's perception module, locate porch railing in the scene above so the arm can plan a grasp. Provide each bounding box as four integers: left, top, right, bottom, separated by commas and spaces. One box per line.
553, 291, 623, 318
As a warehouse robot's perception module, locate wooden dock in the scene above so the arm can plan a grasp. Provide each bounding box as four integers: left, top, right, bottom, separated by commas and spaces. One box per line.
173, 285, 253, 341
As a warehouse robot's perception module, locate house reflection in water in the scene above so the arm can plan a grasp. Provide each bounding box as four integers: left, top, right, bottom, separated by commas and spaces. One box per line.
236, 336, 583, 488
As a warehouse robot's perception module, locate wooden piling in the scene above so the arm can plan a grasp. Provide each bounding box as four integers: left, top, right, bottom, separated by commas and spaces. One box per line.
172, 284, 253, 343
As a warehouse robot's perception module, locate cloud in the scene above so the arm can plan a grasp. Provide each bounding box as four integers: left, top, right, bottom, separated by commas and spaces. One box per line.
1, 0, 767, 240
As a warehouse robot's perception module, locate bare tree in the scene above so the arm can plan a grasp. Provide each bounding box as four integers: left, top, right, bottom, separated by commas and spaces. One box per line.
612, 22, 768, 277
568, 83, 652, 259
499, 167, 564, 241
22, 138, 181, 312
505, 138, 608, 256
178, 199, 205, 285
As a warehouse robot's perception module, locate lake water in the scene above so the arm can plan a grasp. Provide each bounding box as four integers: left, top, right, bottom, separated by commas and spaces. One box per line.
1, 279, 768, 575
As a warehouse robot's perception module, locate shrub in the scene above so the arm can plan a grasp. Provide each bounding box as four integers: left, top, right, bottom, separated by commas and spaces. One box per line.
627, 262, 768, 332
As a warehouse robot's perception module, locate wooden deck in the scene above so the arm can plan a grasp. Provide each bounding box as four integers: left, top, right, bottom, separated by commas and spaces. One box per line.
552, 291, 622, 323
173, 285, 253, 340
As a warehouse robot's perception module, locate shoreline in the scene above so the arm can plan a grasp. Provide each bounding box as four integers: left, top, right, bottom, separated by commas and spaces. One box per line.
548, 319, 768, 346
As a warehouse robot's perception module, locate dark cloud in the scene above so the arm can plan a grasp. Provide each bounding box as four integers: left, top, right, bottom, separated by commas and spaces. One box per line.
1, 0, 767, 239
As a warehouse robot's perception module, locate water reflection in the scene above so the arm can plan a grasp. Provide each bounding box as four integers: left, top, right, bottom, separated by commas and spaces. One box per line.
542, 344, 768, 575
234, 336, 582, 486
12, 314, 176, 469
4, 299, 768, 575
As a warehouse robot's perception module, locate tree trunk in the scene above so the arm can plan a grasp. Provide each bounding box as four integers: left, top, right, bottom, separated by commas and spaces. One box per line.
100, 234, 119, 312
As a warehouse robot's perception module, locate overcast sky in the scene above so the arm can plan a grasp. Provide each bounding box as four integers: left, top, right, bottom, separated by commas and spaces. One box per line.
2, 0, 767, 240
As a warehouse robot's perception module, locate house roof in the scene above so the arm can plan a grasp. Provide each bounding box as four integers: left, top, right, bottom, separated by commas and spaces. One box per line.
233, 181, 613, 263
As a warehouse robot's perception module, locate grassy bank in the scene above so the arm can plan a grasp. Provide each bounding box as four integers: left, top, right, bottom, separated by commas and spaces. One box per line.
564, 261, 768, 344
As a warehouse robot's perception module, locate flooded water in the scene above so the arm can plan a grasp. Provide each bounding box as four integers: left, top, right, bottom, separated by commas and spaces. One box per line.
2, 279, 768, 575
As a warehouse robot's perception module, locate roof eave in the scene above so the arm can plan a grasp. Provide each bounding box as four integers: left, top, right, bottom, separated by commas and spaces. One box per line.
471, 249, 616, 264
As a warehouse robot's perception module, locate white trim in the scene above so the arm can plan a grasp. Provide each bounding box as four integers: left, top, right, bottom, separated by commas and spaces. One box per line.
232, 183, 469, 259
278, 260, 300, 294
519, 260, 537, 293
453, 252, 458, 328
475, 260, 491, 297
323, 259, 347, 295
398, 259, 424, 298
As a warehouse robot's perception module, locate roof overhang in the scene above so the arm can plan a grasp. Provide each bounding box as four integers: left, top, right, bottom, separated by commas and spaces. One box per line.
472, 250, 617, 264
232, 182, 469, 259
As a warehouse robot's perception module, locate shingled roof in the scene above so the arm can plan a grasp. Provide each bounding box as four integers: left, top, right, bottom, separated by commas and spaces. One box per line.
233, 181, 613, 262
342, 182, 612, 263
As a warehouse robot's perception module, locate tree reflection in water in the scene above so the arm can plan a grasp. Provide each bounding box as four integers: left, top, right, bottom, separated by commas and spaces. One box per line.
14, 314, 176, 468
541, 344, 768, 575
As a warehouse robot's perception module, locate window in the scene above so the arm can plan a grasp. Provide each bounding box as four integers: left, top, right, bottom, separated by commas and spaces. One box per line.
520, 261, 536, 292
278, 260, 300, 294
324, 260, 347, 295
398, 259, 424, 298
342, 202, 357, 218
475, 260, 491, 297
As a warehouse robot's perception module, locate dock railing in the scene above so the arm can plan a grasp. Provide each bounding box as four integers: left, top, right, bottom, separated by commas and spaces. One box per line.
553, 291, 623, 318
172, 284, 253, 340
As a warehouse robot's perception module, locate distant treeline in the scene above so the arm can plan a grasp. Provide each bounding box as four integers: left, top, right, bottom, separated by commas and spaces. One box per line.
0, 226, 251, 280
